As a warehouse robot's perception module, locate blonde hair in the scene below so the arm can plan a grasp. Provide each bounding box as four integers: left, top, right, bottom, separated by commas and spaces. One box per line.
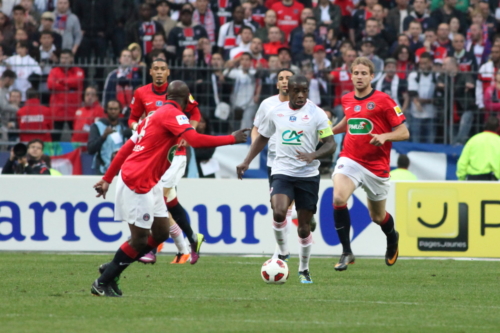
350, 57, 375, 74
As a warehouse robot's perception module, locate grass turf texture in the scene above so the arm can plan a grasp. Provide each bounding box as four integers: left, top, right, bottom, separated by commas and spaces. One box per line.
0, 253, 499, 333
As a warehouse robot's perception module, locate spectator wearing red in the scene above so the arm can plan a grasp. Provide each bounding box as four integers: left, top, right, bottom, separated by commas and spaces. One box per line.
329, 48, 356, 118
217, 6, 250, 60
483, 71, 500, 117
271, 0, 304, 42
448, 33, 477, 73
263, 26, 287, 56
393, 44, 414, 80
47, 49, 84, 141
415, 28, 447, 63
72, 86, 105, 143
248, 37, 268, 68
17, 88, 52, 143
476, 46, 500, 110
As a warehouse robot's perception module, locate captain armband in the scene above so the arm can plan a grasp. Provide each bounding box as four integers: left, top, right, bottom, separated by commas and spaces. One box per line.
318, 127, 333, 139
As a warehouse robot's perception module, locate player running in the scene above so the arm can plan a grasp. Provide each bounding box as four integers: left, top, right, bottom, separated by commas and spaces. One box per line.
252, 69, 317, 262
238, 75, 335, 284
129, 58, 202, 265
91, 81, 249, 297
331, 57, 409, 271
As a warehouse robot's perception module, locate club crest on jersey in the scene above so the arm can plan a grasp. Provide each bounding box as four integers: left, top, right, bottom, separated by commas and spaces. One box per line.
143, 214, 150, 221
347, 118, 373, 135
301, 114, 310, 123
167, 145, 178, 163
289, 116, 297, 122
354, 105, 361, 112
277, 113, 284, 117
367, 102, 375, 110
156, 101, 163, 107
282, 129, 303, 145
176, 115, 190, 125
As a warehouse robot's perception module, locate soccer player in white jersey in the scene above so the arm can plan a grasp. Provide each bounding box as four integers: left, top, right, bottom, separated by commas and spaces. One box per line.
237, 75, 336, 283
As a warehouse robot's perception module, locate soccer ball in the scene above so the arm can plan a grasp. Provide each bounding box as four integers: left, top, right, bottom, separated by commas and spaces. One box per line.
261, 259, 289, 284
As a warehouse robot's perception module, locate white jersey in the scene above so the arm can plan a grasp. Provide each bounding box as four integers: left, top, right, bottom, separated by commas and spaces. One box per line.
259, 100, 331, 178
253, 95, 286, 167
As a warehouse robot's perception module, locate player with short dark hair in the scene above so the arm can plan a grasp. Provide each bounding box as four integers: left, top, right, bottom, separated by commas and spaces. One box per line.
331, 57, 410, 271
238, 75, 335, 284
91, 81, 249, 297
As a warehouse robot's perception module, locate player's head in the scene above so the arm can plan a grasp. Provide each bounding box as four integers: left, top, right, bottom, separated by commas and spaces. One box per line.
287, 75, 309, 109
350, 57, 375, 92
166, 80, 190, 111
276, 68, 294, 96
397, 154, 410, 169
484, 116, 500, 133
150, 58, 170, 86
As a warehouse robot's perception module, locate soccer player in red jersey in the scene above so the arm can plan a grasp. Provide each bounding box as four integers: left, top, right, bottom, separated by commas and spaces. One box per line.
129, 58, 203, 265
91, 81, 249, 297
331, 57, 410, 271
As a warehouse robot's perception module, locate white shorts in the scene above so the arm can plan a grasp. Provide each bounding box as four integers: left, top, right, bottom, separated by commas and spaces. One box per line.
160, 155, 187, 188
332, 156, 390, 201
115, 172, 168, 229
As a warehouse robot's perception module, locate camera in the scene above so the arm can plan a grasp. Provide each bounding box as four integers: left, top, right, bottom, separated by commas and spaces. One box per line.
13, 143, 27, 159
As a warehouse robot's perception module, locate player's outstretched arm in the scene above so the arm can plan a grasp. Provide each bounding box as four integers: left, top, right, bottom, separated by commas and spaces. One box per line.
332, 116, 347, 135
101, 140, 136, 184
296, 135, 336, 164
369, 123, 410, 146
181, 128, 250, 148
236, 134, 270, 179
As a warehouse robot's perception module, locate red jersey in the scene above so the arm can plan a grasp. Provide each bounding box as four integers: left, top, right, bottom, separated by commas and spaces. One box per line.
120, 101, 193, 193
340, 90, 406, 178
71, 102, 105, 143
129, 82, 201, 155
270, 1, 304, 41
415, 45, 447, 63
263, 41, 288, 56
17, 98, 52, 142
330, 64, 354, 107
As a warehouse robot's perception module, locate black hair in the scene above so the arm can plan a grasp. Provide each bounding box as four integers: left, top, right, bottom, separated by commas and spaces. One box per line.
26, 88, 39, 100
40, 30, 54, 38
40, 154, 51, 168
303, 33, 315, 41
240, 26, 254, 35
393, 44, 415, 63
60, 49, 73, 56
288, 74, 309, 86
304, 17, 317, 24
485, 116, 499, 132
12, 5, 25, 13
276, 68, 295, 78
240, 52, 252, 60
397, 154, 410, 169
152, 32, 166, 41
28, 139, 44, 149
419, 52, 433, 61
2, 69, 16, 79
16, 40, 29, 49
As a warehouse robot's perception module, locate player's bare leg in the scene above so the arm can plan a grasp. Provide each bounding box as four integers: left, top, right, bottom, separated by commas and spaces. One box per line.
93, 217, 169, 297
271, 194, 292, 262
297, 209, 314, 284
367, 199, 399, 266
332, 173, 357, 271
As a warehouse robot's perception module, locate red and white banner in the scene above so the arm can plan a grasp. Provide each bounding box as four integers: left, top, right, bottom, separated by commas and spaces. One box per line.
51, 149, 82, 175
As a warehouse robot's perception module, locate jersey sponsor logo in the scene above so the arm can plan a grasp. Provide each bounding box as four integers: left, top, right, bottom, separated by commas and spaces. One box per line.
354, 105, 361, 112
394, 105, 403, 116
133, 145, 145, 152
167, 145, 178, 163
156, 101, 163, 107
143, 213, 150, 221
176, 115, 190, 125
146, 102, 153, 105
347, 118, 373, 135
367, 102, 375, 110
282, 129, 303, 145
289, 116, 297, 122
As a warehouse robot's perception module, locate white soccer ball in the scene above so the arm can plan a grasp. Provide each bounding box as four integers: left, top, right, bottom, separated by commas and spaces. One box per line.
261, 259, 289, 284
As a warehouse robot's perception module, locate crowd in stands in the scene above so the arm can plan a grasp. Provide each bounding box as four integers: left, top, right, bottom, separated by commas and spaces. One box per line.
0, 0, 500, 173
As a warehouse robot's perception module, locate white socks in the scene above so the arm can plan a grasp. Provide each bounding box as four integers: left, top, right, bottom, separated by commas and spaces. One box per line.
169, 223, 188, 254
272, 208, 293, 258
273, 219, 289, 256
298, 233, 313, 272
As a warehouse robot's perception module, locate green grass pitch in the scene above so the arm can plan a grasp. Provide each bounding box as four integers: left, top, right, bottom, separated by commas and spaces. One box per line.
0, 253, 499, 333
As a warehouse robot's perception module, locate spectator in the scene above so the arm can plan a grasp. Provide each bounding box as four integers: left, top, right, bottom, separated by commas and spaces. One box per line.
437, 56, 476, 144
111, 0, 135, 59
469, 9, 492, 46
229, 26, 253, 59
478, 0, 495, 32
393, 45, 414, 80
476, 45, 500, 110
197, 37, 213, 66
277, 46, 299, 73
448, 16, 460, 41
407, 52, 438, 143
210, 0, 241, 27
167, 4, 208, 59
466, 23, 491, 66
87, 99, 130, 174
456, 116, 500, 181
0, 0, 17, 17
4, 5, 36, 43
242, 2, 259, 31
126, 3, 165, 58
313, 0, 340, 31
248, 37, 268, 68
38, 30, 58, 73
255, 9, 277, 44
72, 86, 105, 143
0, 69, 17, 142
217, 6, 247, 59
147, 32, 177, 62
224, 52, 260, 129
329, 48, 356, 122
271, 0, 304, 42
375, 58, 409, 112
390, 154, 418, 180
288, 8, 313, 43
5, 40, 41, 100
436, 23, 453, 53
290, 17, 321, 56
293, 33, 315, 68
193, 0, 219, 45
415, 28, 447, 63
312, 45, 331, 105
358, 18, 390, 59
372, 3, 397, 47
325, 27, 343, 63
408, 20, 424, 52
349, 0, 377, 44
448, 33, 478, 73
103, 49, 142, 109
386, 0, 411, 35
16, 88, 52, 142
2, 139, 50, 174
359, 37, 383, 81
20, 0, 41, 28
153, 0, 177, 40
263, 26, 286, 56
171, 47, 206, 93
53, 0, 82, 55
483, 71, 500, 117
40, 154, 62, 176
9, 89, 22, 107
32, 12, 62, 50
128, 42, 146, 67
10, 28, 38, 60
194, 115, 217, 178
247, 0, 268, 28
207, 52, 232, 133
431, 0, 466, 34
403, 0, 435, 32
47, 49, 84, 141
260, 54, 281, 98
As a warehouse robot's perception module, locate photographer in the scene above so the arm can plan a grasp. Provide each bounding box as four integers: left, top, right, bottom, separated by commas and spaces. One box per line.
2, 139, 50, 175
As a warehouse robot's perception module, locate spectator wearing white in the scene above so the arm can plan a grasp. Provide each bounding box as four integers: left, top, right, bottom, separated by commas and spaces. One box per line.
0, 0, 17, 16
218, 6, 253, 60
229, 26, 253, 59
5, 40, 42, 101
224, 52, 260, 129
375, 58, 409, 114
0, 69, 18, 142
53, 0, 82, 55
39, 30, 58, 75
475, 45, 500, 110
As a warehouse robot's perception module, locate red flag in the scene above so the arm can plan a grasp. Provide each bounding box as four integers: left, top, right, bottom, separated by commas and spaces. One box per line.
51, 149, 82, 175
